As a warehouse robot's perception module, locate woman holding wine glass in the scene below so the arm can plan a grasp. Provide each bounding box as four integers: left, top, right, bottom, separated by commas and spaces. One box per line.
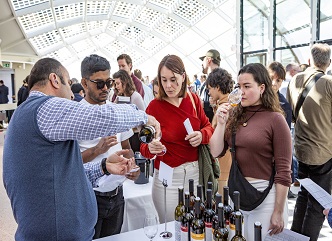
140, 54, 214, 223
209, 63, 292, 241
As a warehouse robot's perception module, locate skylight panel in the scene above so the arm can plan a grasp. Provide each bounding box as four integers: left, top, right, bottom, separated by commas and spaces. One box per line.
174, 0, 209, 25
59, 23, 86, 39
30, 29, 62, 53
54, 2, 84, 21
86, 1, 112, 15
18, 8, 54, 32
11, 0, 49, 11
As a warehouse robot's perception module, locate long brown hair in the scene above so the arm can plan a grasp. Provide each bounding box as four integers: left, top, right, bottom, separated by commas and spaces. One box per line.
113, 69, 136, 96
225, 63, 283, 138
157, 55, 189, 100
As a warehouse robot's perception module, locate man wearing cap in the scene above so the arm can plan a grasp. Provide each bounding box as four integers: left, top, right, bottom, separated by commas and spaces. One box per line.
199, 49, 221, 122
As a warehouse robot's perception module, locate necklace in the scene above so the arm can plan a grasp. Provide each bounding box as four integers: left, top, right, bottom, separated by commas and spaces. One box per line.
242, 106, 263, 127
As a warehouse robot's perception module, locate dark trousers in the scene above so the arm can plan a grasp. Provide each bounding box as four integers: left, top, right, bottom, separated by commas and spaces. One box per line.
291, 158, 332, 241
93, 186, 125, 239
203, 101, 214, 123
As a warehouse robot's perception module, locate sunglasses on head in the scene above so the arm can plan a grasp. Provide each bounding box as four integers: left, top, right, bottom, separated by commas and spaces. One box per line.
88, 78, 113, 89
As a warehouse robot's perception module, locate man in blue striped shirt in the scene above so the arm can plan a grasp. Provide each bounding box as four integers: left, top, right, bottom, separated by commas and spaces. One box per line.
3, 57, 160, 241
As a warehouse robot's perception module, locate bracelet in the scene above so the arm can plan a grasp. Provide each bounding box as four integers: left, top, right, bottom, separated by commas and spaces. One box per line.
101, 158, 110, 175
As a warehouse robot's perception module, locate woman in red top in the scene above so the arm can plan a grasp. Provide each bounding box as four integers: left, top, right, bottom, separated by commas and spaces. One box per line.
140, 55, 213, 222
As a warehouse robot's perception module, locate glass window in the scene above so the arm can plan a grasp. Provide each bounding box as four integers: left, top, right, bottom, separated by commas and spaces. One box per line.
243, 0, 269, 52
320, 0, 332, 40
275, 46, 310, 67
276, 0, 310, 48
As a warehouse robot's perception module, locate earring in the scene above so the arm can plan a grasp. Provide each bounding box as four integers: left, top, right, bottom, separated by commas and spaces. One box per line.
260, 92, 263, 98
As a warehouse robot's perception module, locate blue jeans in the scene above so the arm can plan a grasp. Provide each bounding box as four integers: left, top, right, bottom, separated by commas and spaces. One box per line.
291, 158, 332, 241
292, 155, 299, 182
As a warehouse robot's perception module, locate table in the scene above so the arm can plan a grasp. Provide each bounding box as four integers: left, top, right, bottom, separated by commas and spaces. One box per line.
99, 221, 175, 241
121, 177, 158, 233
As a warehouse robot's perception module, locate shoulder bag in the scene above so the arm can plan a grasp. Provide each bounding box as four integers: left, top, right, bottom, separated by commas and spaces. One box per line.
228, 133, 275, 211
187, 91, 220, 196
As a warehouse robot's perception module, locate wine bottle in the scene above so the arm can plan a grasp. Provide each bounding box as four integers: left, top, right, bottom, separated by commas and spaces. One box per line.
138, 125, 156, 143
181, 191, 193, 241
189, 179, 196, 211
254, 222, 262, 241
223, 187, 233, 228
206, 181, 216, 209
204, 189, 215, 241
230, 212, 246, 241
197, 185, 205, 213
229, 191, 243, 240
191, 197, 205, 241
212, 193, 222, 235
175, 186, 184, 241
213, 203, 229, 241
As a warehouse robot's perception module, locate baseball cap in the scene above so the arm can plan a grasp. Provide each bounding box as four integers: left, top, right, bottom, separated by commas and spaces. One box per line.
199, 49, 221, 62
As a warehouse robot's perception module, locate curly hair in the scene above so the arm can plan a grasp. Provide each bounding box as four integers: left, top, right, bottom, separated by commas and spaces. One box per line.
113, 69, 136, 96
225, 63, 283, 138
205, 68, 233, 94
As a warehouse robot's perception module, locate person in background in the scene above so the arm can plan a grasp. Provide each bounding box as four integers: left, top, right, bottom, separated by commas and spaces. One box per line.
151, 77, 159, 98
71, 83, 85, 102
279, 63, 300, 99
288, 43, 332, 241
205, 67, 233, 193
199, 49, 221, 123
70, 77, 79, 86
267, 61, 295, 199
210, 63, 291, 241
17, 75, 29, 106
116, 54, 144, 100
0, 80, 9, 104
193, 74, 201, 93
3, 57, 160, 240
299, 63, 309, 72
78, 54, 139, 238
140, 54, 213, 223
134, 68, 154, 106
113, 69, 146, 153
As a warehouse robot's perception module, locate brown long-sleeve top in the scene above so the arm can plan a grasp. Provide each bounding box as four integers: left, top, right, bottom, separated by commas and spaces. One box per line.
222, 105, 292, 187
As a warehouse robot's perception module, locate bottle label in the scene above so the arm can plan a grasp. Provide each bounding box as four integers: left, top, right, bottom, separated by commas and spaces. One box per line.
191, 232, 204, 241
181, 226, 188, 241
175, 221, 181, 241
205, 222, 212, 241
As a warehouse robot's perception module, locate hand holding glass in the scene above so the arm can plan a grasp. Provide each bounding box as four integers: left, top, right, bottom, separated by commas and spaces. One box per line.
143, 214, 159, 241
228, 88, 242, 107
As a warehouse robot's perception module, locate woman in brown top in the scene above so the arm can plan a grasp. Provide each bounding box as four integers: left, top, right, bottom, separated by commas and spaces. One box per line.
210, 63, 292, 241
206, 68, 234, 194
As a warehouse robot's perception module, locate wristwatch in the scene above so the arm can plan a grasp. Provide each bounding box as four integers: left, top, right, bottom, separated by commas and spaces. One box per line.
101, 158, 110, 175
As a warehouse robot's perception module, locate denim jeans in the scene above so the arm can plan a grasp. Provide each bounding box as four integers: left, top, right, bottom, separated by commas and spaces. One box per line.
291, 158, 332, 241
93, 187, 125, 239
292, 155, 299, 182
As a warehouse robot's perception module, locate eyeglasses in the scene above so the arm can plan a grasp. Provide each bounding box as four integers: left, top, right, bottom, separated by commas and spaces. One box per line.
88, 78, 113, 89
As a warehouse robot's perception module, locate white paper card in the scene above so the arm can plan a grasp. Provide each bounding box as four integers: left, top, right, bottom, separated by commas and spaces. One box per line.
183, 118, 194, 135
299, 178, 332, 209
158, 161, 174, 187
264, 228, 309, 241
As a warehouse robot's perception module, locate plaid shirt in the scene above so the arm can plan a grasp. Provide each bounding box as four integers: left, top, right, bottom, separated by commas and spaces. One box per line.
32, 91, 147, 186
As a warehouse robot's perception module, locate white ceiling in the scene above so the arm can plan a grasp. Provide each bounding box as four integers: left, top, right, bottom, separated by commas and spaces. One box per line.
1, 0, 330, 79
0, 0, 238, 79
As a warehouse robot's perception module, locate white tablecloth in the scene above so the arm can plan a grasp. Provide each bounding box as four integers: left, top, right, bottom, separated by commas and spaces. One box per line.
99, 221, 175, 241
121, 177, 158, 233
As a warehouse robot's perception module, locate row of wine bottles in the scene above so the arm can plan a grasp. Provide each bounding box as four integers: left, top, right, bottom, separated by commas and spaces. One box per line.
174, 179, 262, 241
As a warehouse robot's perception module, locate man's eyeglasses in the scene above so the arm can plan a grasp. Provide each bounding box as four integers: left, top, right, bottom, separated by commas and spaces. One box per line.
88, 78, 113, 89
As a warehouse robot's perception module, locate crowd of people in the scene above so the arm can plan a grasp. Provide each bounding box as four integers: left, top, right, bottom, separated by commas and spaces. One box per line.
2, 43, 332, 241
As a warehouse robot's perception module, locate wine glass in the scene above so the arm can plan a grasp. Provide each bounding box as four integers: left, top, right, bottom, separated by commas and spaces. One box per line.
155, 131, 167, 156
228, 87, 242, 107
143, 214, 159, 241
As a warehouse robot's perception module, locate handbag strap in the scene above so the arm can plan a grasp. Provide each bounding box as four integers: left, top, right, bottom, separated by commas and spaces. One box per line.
293, 71, 324, 121
188, 91, 197, 117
